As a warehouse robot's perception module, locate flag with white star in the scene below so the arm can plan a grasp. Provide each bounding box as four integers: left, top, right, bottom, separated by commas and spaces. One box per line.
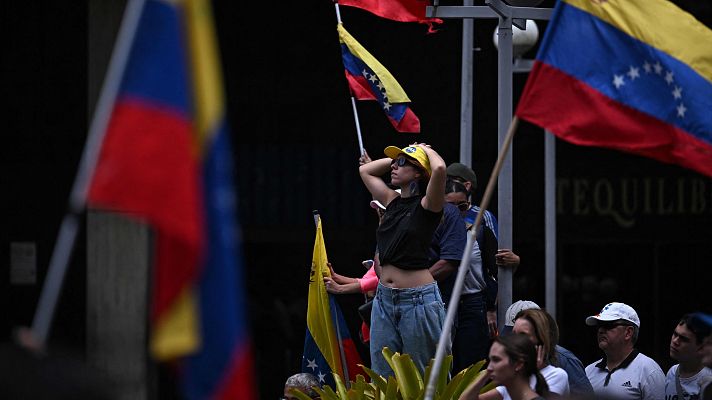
301, 217, 362, 388
337, 23, 421, 133
516, 0, 712, 177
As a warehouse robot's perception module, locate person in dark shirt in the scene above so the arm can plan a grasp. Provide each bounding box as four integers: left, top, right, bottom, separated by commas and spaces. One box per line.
359, 143, 447, 377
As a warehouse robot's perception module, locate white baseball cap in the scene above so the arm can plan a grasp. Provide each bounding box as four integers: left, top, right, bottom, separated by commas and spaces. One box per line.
585, 302, 640, 328
505, 300, 541, 327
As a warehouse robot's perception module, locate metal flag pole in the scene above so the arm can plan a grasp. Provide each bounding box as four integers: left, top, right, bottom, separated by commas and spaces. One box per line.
544, 130, 556, 318
30, 0, 146, 347
460, 0, 474, 167
424, 117, 520, 400
334, 2, 366, 157
313, 210, 351, 387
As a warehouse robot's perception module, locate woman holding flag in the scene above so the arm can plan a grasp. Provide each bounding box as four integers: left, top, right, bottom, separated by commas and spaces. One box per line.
358, 143, 447, 377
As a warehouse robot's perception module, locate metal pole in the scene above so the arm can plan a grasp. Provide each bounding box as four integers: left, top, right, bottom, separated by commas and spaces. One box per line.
496, 14, 514, 332
30, 0, 146, 347
544, 131, 556, 318
425, 118, 520, 400
459, 0, 474, 166
335, 3, 366, 157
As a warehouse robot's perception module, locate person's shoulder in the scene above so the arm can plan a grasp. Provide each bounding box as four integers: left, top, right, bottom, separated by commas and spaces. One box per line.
442, 202, 461, 218
556, 345, 580, 361
665, 363, 679, 378
549, 364, 569, 379
633, 352, 664, 371
585, 359, 604, 373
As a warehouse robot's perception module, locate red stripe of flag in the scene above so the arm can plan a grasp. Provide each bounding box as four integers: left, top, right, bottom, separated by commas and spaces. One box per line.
517, 62, 712, 177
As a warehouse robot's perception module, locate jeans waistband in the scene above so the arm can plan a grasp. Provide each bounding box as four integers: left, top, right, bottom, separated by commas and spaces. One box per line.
376, 281, 441, 304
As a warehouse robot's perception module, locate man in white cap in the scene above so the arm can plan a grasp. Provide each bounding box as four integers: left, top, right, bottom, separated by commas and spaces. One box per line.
584, 302, 665, 399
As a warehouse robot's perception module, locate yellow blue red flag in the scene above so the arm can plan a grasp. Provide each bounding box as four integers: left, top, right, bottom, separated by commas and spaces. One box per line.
302, 217, 362, 387
338, 24, 421, 133
87, 0, 255, 398
516, 0, 712, 177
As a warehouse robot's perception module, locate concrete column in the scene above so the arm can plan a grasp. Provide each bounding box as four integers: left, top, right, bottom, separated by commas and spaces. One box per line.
87, 211, 151, 400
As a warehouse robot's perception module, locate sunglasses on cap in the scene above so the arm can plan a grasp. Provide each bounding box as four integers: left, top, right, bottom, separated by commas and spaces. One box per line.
448, 201, 470, 212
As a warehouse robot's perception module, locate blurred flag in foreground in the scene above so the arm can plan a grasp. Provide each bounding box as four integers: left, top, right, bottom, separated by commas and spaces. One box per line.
338, 0, 442, 31
516, 0, 712, 178
87, 0, 255, 398
302, 217, 362, 387
338, 23, 421, 133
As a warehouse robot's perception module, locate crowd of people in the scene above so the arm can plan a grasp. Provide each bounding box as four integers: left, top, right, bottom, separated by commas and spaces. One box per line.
284, 144, 712, 400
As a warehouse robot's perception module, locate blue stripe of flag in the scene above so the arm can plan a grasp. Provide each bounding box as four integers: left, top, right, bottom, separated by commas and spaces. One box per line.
183, 122, 246, 398
538, 2, 712, 145
120, 0, 190, 114
340, 44, 408, 122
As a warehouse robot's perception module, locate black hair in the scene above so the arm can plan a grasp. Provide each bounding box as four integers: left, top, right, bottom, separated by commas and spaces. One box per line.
445, 178, 468, 195
494, 334, 550, 397
681, 314, 712, 344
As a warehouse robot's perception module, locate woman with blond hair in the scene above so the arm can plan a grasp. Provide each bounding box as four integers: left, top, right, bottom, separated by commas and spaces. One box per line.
511, 309, 569, 397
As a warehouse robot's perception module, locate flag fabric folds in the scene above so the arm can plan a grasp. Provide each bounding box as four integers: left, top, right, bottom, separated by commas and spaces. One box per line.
516, 0, 712, 178
338, 23, 421, 133
338, 0, 441, 31
302, 217, 362, 387
87, 0, 255, 398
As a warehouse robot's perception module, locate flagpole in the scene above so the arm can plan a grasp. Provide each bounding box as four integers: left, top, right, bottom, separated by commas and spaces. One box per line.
424, 116, 519, 400
334, 2, 366, 157
30, 0, 146, 348
313, 210, 351, 387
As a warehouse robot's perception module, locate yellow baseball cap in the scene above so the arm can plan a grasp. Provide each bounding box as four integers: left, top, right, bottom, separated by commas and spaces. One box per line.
384, 145, 431, 176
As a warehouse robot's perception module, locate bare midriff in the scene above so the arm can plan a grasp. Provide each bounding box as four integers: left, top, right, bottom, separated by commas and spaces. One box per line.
380, 264, 434, 288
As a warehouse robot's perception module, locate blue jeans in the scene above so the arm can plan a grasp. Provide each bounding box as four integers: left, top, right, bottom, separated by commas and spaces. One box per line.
369, 282, 446, 377
451, 293, 490, 373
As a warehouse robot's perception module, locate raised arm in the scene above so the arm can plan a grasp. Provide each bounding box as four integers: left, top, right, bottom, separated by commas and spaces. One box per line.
359, 157, 399, 207
418, 144, 446, 212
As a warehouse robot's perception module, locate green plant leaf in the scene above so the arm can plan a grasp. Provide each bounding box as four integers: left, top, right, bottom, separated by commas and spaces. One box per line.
314, 384, 341, 400
360, 364, 388, 394
391, 353, 423, 400
385, 375, 400, 399
333, 373, 349, 399
447, 360, 487, 400
286, 388, 315, 400
382, 347, 396, 373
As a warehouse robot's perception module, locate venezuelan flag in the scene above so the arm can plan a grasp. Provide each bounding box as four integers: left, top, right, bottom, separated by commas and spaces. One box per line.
88, 0, 255, 398
516, 0, 712, 177
338, 0, 441, 31
302, 217, 362, 388
338, 24, 421, 133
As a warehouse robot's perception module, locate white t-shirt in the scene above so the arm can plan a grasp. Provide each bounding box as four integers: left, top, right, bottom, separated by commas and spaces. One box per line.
586, 351, 665, 400
664, 364, 712, 400
495, 364, 570, 399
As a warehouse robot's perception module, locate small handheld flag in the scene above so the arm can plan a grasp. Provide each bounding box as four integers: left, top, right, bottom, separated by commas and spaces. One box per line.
338, 23, 421, 133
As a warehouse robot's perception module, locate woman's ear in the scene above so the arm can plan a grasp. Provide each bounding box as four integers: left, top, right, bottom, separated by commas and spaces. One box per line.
514, 360, 525, 373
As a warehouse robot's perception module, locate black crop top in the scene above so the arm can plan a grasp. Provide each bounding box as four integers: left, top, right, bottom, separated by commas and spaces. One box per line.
377, 195, 443, 270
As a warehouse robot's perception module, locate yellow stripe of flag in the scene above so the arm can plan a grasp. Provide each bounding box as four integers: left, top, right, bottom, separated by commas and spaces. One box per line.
337, 23, 411, 104
307, 218, 344, 377
185, 0, 225, 149
564, 0, 712, 83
